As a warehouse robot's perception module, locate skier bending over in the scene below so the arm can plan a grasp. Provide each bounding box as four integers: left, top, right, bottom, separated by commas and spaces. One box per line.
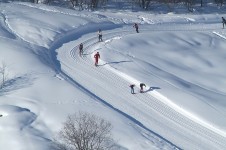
94, 52, 100, 66
140, 83, 146, 93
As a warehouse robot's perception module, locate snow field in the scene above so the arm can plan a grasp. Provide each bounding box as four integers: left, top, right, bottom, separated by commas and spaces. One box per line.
0, 2, 226, 150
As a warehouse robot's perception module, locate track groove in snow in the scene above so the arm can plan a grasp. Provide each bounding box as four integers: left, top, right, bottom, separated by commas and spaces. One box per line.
55, 25, 226, 150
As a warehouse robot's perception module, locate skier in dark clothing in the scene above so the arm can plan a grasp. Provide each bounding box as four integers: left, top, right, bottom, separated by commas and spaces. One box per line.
222, 17, 226, 29
94, 52, 100, 66
129, 84, 135, 94
79, 43, 83, 56
133, 23, 139, 33
97, 29, 103, 42
140, 83, 146, 93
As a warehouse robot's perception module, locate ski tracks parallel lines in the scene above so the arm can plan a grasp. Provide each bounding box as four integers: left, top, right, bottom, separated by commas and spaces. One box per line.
59, 25, 226, 150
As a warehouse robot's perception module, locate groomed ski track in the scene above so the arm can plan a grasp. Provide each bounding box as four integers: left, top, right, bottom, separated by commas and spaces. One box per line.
55, 24, 226, 150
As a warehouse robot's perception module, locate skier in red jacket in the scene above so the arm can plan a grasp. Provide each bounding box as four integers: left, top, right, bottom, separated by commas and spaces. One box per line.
94, 52, 100, 66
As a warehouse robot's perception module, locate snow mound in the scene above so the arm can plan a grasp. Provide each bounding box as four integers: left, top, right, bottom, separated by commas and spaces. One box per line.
0, 105, 36, 131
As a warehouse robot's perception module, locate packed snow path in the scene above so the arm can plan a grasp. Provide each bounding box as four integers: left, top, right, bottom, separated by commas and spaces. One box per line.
56, 25, 226, 150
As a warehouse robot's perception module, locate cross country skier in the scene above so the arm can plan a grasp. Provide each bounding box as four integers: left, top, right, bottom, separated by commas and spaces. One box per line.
94, 52, 100, 66
98, 29, 103, 42
79, 43, 83, 56
222, 17, 226, 29
133, 23, 139, 33
140, 83, 146, 93
129, 84, 135, 94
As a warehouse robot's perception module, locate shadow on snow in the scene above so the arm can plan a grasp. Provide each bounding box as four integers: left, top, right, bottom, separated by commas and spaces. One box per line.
99, 60, 132, 66
0, 74, 34, 95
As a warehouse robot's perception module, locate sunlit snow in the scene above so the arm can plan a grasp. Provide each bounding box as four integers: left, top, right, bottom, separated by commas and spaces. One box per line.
0, 2, 226, 150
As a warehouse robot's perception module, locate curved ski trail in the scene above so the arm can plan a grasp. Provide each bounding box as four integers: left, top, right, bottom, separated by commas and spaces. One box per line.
57, 26, 226, 150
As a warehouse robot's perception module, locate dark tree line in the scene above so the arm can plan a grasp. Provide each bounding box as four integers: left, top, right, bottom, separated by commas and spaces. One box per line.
132, 0, 226, 11
1, 0, 225, 11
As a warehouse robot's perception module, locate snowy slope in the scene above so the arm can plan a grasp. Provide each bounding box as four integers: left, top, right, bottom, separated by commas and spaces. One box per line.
0, 2, 226, 150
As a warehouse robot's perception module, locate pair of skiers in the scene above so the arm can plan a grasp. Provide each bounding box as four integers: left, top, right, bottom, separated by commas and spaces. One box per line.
79, 29, 101, 66
93, 29, 102, 66
78, 43, 100, 67
129, 83, 146, 94
98, 25, 138, 42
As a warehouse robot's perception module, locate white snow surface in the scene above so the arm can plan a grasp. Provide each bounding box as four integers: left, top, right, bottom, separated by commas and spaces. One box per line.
0, 2, 226, 150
